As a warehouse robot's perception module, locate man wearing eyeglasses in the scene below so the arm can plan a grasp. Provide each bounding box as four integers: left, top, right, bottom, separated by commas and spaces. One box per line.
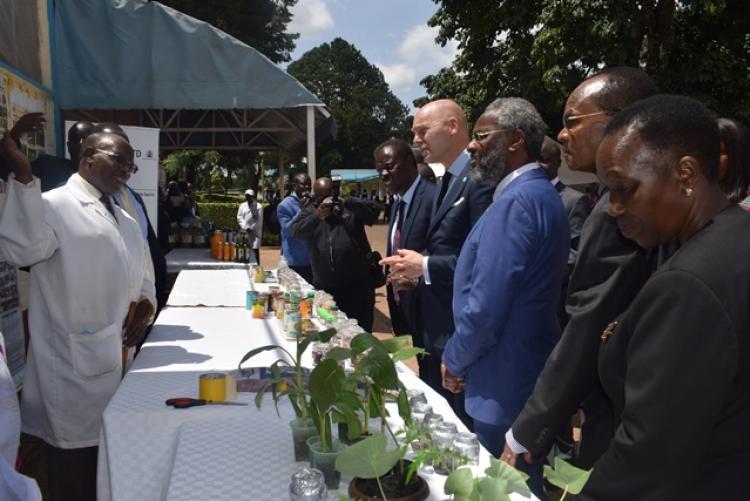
0, 124, 155, 501
380, 99, 493, 427
502, 67, 659, 473
437, 97, 569, 499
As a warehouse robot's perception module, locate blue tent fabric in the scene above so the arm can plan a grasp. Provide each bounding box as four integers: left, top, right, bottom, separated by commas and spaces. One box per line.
54, 0, 324, 110
331, 169, 380, 182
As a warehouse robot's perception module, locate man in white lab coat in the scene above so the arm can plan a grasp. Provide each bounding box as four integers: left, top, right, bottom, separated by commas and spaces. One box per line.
0, 119, 155, 501
236, 188, 263, 264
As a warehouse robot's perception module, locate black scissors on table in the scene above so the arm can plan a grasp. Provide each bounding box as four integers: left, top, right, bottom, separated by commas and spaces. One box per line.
165, 397, 248, 409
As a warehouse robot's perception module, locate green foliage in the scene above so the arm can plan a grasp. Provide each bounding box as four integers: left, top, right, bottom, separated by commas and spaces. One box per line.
157, 0, 299, 63
543, 456, 593, 498
238, 328, 337, 422
421, 0, 750, 127
197, 203, 239, 230
288, 38, 411, 169
339, 333, 424, 436
444, 459, 532, 501
335, 433, 402, 479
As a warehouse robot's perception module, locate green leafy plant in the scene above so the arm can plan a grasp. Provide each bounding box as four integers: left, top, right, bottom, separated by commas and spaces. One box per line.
237, 328, 336, 423
308, 358, 362, 452
331, 333, 423, 439
335, 434, 402, 501
543, 457, 593, 500
444, 458, 531, 501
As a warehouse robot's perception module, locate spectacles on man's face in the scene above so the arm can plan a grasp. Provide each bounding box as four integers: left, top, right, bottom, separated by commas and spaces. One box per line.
561, 110, 609, 130
470, 129, 512, 143
93, 148, 138, 174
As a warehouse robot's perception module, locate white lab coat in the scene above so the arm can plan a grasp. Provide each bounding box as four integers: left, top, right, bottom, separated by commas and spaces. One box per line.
236, 201, 264, 249
0, 332, 41, 501
0, 174, 155, 448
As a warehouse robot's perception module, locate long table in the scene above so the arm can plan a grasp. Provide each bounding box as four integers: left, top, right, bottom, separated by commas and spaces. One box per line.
167, 269, 274, 307
165, 248, 256, 274
98, 271, 536, 500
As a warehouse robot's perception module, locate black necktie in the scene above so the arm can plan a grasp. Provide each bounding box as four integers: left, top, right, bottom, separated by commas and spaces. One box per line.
100, 195, 116, 218
437, 171, 452, 208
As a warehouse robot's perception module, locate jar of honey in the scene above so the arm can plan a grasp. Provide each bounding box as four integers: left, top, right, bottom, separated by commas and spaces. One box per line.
210, 230, 224, 258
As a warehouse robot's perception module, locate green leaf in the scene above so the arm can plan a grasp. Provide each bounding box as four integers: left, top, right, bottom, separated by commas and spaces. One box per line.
360, 348, 398, 389
253, 380, 270, 409
390, 347, 425, 363
309, 359, 344, 414
297, 328, 337, 360
444, 467, 475, 497
396, 388, 412, 427
379, 335, 411, 353
336, 404, 362, 440
484, 457, 531, 496
543, 457, 593, 495
476, 477, 510, 501
350, 332, 381, 357
238, 344, 288, 370
325, 347, 352, 362
334, 434, 401, 479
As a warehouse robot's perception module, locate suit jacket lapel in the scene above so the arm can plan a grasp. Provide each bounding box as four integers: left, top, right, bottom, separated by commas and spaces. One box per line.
430, 160, 469, 234
401, 180, 424, 247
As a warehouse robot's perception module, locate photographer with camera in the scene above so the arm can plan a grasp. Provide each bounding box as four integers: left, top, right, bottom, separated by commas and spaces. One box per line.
291, 176, 381, 331
277, 173, 314, 283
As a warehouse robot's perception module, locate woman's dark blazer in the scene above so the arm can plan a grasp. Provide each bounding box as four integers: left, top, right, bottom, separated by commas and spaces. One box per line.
575, 205, 750, 501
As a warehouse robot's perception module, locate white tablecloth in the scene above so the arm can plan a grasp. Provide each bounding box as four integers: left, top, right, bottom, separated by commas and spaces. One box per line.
166, 248, 256, 274
98, 307, 534, 501
166, 269, 277, 307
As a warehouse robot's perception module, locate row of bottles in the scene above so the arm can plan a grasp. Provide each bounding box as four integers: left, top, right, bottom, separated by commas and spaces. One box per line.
211, 230, 253, 263
168, 220, 214, 249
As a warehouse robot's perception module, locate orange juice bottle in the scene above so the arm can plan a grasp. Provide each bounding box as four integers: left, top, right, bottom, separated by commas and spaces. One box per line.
222, 242, 231, 261
211, 230, 224, 258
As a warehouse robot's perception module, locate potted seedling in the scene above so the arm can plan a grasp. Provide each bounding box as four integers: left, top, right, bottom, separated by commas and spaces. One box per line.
306, 358, 362, 489
336, 432, 430, 501
444, 458, 534, 501
328, 333, 424, 442
237, 328, 336, 461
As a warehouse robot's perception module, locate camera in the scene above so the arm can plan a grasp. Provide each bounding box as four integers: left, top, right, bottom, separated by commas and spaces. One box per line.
330, 175, 343, 216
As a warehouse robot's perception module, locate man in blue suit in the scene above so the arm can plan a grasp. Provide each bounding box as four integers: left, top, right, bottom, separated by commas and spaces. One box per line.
277, 173, 313, 284
381, 100, 494, 426
375, 138, 436, 343
441, 98, 569, 498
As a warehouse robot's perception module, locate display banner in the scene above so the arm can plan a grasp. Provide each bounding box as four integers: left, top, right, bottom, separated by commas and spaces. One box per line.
0, 64, 56, 158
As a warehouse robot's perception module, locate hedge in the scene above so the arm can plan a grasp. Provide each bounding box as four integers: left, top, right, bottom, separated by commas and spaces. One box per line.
198, 202, 280, 247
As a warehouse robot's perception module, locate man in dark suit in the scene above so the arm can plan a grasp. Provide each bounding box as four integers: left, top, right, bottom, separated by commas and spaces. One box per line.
539, 136, 592, 327
381, 99, 493, 426
440, 98, 569, 499
375, 138, 436, 344
503, 67, 659, 469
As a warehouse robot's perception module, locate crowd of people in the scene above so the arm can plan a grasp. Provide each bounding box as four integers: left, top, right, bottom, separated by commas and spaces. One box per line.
1, 63, 749, 500
278, 66, 750, 500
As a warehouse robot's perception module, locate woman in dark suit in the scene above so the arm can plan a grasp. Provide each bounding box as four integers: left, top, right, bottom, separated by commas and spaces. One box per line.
572, 95, 750, 500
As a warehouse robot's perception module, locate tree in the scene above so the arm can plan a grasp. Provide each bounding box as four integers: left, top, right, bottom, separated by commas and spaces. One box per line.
418, 0, 750, 129
158, 0, 299, 63
288, 38, 411, 170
